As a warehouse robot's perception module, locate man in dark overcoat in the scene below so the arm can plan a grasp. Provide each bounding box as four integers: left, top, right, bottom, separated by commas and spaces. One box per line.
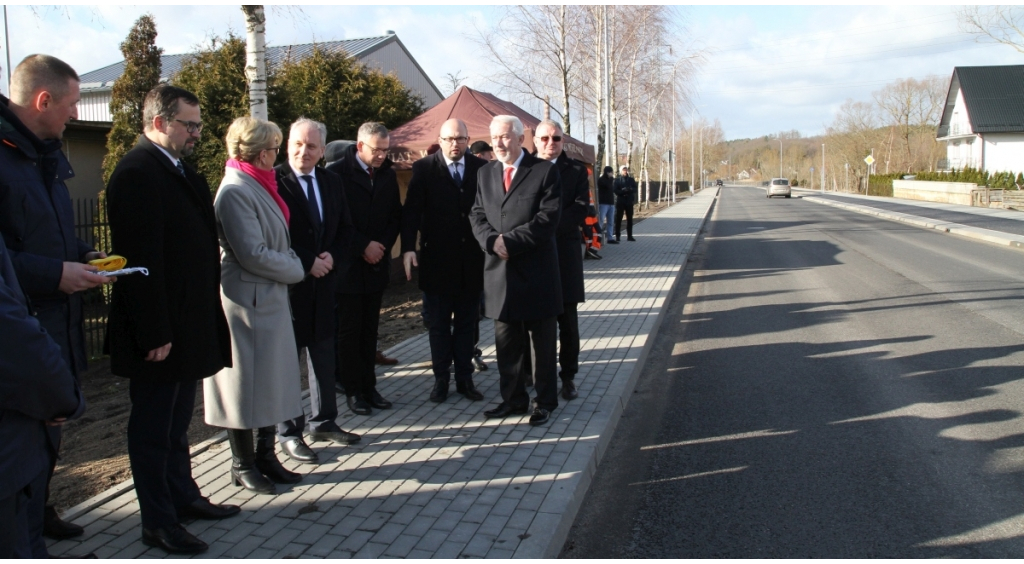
614, 165, 638, 242
275, 118, 360, 464
0, 54, 111, 551
325, 122, 403, 416
534, 120, 590, 401
0, 233, 84, 557
105, 84, 237, 555
401, 118, 486, 403
469, 115, 562, 426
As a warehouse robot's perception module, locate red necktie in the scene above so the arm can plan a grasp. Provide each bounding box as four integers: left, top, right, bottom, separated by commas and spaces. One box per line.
503, 166, 514, 192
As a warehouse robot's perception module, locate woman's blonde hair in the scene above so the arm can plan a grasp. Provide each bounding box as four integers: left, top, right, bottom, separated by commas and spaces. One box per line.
225, 116, 282, 162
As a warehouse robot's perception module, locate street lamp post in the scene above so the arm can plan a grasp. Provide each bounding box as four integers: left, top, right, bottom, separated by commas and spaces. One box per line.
699, 125, 712, 190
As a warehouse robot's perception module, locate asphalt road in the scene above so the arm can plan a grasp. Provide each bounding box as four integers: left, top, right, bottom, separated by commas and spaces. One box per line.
561, 185, 1024, 558
812, 191, 1024, 236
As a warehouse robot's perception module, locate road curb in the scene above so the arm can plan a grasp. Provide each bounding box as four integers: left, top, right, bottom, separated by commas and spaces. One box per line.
802, 196, 1024, 251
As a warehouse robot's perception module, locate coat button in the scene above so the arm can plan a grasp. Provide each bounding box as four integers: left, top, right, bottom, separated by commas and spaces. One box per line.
501, 213, 506, 218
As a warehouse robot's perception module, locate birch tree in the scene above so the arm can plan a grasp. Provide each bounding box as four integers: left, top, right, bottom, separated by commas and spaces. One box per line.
242, 5, 268, 120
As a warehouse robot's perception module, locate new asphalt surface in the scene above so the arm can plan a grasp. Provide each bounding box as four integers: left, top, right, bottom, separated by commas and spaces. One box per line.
563, 185, 1024, 558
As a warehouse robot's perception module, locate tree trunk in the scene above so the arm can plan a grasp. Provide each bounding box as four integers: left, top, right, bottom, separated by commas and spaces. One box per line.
242, 5, 268, 120
559, 5, 572, 135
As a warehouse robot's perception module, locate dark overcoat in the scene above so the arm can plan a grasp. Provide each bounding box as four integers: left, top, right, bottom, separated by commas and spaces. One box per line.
554, 152, 590, 304
0, 95, 93, 377
325, 144, 402, 295
104, 135, 232, 382
401, 151, 486, 295
613, 174, 638, 207
275, 164, 353, 346
469, 150, 563, 322
0, 233, 83, 500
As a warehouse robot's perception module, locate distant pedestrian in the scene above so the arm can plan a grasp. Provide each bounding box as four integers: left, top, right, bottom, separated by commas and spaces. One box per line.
326, 122, 403, 416
469, 140, 495, 161
402, 118, 487, 404
614, 165, 638, 242
597, 166, 617, 243
106, 84, 238, 555
206, 116, 306, 497
275, 118, 361, 465
470, 115, 563, 426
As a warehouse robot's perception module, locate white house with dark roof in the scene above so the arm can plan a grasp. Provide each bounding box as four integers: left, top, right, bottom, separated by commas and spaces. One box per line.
936, 65, 1024, 175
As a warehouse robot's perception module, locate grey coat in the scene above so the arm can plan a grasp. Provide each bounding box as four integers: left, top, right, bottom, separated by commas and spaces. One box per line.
205, 167, 305, 430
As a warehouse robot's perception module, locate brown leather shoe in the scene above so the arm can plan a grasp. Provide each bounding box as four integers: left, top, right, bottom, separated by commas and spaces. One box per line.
375, 350, 398, 365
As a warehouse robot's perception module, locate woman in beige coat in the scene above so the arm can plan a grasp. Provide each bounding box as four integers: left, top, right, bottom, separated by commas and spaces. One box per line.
207, 117, 306, 495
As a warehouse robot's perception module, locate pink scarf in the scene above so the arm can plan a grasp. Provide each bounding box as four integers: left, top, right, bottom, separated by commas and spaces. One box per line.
226, 158, 290, 226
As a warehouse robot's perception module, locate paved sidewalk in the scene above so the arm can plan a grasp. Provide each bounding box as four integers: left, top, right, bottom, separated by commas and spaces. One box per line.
47, 188, 717, 559
799, 190, 1024, 252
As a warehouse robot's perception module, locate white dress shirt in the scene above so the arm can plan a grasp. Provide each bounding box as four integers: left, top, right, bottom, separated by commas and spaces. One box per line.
290, 164, 323, 221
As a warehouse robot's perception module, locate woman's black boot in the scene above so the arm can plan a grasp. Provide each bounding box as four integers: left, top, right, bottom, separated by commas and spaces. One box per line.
255, 427, 302, 484
227, 429, 276, 494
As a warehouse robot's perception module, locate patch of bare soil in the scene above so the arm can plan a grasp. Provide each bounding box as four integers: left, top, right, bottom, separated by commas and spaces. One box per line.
51, 272, 427, 513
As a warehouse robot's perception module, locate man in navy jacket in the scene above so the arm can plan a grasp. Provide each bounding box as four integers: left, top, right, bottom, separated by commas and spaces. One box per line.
0, 232, 84, 557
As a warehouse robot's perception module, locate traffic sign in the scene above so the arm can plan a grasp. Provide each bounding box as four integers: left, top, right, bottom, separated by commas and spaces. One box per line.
864, 155, 875, 165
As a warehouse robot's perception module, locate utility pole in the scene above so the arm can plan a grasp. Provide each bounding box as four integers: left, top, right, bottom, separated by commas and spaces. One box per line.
690, 107, 695, 193
779, 138, 783, 178
821, 143, 825, 193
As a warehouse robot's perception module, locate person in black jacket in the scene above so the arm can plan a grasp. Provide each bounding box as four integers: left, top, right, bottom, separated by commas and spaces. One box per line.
614, 165, 638, 242
470, 115, 563, 426
534, 120, 590, 401
402, 118, 487, 403
106, 85, 238, 555
597, 166, 616, 243
0, 233, 84, 558
0, 54, 111, 550
275, 118, 360, 464
325, 122, 403, 416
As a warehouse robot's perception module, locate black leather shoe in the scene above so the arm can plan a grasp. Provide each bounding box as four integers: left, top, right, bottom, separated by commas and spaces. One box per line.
529, 408, 551, 426
335, 381, 347, 396
364, 389, 392, 409
484, 403, 530, 419
627, 237, 636, 241
608, 239, 620, 244
560, 379, 578, 401
177, 497, 240, 520
142, 524, 208, 555
309, 428, 361, 444
456, 381, 484, 401
280, 438, 319, 464
43, 505, 84, 540
429, 379, 448, 403
348, 395, 372, 415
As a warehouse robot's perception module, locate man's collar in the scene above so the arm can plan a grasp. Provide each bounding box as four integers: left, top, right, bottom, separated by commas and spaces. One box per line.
151, 140, 179, 168
442, 153, 465, 167
355, 153, 371, 172
502, 148, 525, 169
289, 162, 316, 179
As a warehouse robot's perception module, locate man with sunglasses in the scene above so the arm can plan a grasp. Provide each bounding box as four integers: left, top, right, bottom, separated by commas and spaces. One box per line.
326, 122, 402, 416
533, 120, 590, 401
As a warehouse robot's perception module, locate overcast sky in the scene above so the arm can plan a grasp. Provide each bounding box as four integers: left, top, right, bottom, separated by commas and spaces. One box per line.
1, 4, 1019, 143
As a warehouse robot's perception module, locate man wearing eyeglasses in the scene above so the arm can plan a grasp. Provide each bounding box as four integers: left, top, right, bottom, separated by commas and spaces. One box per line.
533, 120, 590, 401
106, 84, 237, 554
326, 122, 402, 416
401, 119, 487, 404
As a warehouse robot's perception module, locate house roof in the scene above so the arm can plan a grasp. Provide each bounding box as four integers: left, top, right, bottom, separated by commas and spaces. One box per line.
387, 86, 596, 169
79, 34, 404, 92
938, 65, 1024, 137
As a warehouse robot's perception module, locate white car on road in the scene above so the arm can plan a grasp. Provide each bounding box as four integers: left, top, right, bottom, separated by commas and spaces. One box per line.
767, 178, 791, 198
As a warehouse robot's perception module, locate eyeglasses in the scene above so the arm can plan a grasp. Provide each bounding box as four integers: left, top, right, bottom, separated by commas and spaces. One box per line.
263, 146, 280, 154
537, 136, 563, 143
173, 119, 203, 133
440, 136, 469, 144
363, 143, 389, 156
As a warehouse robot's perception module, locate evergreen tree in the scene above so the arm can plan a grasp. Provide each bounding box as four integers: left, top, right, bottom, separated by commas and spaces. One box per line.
102, 15, 162, 183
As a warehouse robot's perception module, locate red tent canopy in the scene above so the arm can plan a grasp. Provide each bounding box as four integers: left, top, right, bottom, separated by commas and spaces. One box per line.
388, 86, 596, 170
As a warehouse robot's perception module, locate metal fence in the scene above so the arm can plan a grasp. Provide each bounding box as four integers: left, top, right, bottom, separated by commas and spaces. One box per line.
73, 198, 111, 359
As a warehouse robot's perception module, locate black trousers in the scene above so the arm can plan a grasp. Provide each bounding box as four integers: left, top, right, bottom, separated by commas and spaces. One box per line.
336, 291, 383, 398
424, 291, 480, 385
558, 302, 580, 381
615, 202, 634, 240
279, 335, 339, 438
127, 378, 202, 530
494, 317, 558, 411
5, 467, 44, 558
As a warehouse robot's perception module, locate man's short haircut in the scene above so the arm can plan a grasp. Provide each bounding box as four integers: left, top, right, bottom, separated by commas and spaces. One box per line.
291, 117, 327, 146
357, 122, 389, 142
537, 119, 563, 134
10, 54, 79, 106
491, 115, 524, 137
142, 84, 200, 132
469, 140, 492, 155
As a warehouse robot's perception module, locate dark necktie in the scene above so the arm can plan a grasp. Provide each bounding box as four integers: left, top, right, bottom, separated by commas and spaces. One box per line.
452, 162, 462, 187
301, 175, 322, 229
175, 161, 186, 177
367, 166, 375, 186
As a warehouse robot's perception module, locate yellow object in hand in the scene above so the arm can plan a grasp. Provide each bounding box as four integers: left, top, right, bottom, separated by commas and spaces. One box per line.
88, 255, 127, 272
